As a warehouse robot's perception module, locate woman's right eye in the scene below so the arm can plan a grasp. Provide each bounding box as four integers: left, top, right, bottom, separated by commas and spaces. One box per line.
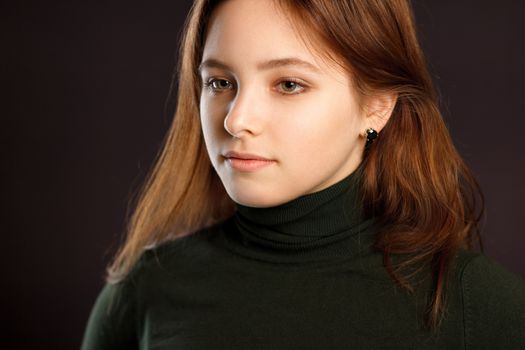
203, 78, 233, 93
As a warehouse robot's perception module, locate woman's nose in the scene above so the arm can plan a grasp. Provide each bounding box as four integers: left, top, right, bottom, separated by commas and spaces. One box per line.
223, 86, 264, 138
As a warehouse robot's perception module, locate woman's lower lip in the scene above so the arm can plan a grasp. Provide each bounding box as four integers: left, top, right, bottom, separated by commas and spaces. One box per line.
226, 157, 275, 171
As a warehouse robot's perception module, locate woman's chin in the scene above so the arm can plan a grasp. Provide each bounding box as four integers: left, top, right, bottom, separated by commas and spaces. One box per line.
224, 188, 288, 208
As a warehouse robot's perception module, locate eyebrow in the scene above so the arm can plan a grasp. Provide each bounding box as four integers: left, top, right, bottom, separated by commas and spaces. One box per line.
198, 57, 321, 74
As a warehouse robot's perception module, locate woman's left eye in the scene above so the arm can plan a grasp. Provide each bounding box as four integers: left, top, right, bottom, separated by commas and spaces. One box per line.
276, 79, 306, 95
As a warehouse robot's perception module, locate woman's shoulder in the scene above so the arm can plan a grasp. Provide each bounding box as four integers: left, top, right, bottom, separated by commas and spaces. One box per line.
81, 223, 226, 349
454, 249, 525, 300
453, 249, 525, 348
128, 220, 227, 279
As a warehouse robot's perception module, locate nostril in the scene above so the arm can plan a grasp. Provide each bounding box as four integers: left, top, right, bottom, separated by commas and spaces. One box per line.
223, 117, 239, 137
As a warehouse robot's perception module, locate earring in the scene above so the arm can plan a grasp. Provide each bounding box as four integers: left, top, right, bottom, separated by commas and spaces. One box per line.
364, 128, 378, 147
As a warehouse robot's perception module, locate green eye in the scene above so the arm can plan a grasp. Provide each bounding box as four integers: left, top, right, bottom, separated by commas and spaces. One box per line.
278, 80, 305, 95
204, 78, 232, 91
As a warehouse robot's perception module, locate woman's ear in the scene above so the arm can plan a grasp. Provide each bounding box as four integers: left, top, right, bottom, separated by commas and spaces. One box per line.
362, 91, 398, 133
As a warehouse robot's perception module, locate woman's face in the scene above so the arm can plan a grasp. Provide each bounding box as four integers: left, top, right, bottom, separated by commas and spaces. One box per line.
199, 0, 368, 208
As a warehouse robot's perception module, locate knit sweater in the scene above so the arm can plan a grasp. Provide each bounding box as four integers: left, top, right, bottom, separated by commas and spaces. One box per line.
81, 166, 525, 349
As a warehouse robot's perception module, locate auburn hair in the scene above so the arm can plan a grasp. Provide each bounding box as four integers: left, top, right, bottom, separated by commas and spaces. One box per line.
106, 0, 485, 332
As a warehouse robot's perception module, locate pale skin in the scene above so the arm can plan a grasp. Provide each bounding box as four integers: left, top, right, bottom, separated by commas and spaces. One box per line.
199, 0, 397, 208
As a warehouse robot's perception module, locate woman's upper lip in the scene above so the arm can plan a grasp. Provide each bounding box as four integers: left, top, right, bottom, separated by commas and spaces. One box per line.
223, 151, 273, 161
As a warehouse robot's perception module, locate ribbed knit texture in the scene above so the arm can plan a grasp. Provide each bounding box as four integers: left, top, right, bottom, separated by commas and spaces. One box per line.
221, 162, 381, 264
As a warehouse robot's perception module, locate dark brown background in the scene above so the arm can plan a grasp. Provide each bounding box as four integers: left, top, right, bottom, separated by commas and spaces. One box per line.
3, 1, 524, 348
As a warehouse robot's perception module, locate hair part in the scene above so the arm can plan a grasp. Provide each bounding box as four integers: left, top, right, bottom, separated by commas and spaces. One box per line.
106, 0, 485, 333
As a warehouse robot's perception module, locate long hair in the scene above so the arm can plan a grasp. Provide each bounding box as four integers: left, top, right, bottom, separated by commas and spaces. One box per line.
106, 0, 485, 332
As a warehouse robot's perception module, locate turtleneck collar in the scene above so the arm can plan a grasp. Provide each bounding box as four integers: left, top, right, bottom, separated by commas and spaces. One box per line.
219, 162, 382, 264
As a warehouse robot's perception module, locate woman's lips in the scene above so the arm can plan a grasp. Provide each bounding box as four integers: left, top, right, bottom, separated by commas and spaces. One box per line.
223, 150, 271, 160
225, 157, 276, 172
222, 150, 275, 171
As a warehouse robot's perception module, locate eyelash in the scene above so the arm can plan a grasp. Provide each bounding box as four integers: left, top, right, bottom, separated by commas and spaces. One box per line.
202, 77, 307, 96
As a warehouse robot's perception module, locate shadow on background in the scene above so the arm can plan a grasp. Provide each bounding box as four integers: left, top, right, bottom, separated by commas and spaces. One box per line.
3, 1, 524, 348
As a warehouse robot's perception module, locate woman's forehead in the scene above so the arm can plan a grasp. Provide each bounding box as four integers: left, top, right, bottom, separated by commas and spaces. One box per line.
203, 0, 344, 76
205, 2, 305, 51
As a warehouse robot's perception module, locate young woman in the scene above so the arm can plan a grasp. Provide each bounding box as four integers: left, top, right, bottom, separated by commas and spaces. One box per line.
81, 0, 525, 349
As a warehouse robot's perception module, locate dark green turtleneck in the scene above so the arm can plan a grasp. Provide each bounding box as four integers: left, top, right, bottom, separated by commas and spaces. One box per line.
81, 166, 525, 349
224, 163, 381, 265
